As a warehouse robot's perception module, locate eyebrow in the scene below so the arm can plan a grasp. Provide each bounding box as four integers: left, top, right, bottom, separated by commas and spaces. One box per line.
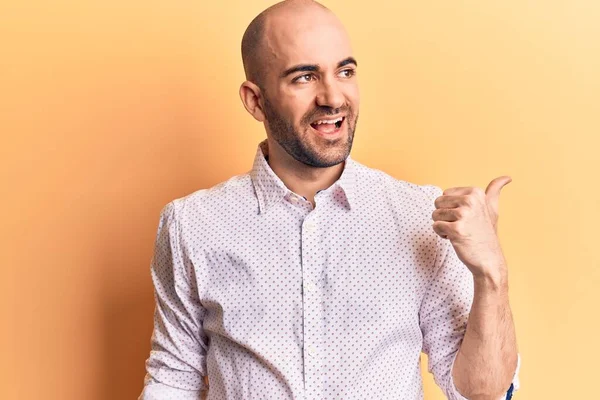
280, 57, 358, 78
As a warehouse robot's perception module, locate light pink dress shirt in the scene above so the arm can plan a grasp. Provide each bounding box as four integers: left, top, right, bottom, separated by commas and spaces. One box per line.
139, 139, 521, 400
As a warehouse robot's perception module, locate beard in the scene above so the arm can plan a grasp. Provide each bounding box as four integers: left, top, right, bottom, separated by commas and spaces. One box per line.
262, 96, 358, 168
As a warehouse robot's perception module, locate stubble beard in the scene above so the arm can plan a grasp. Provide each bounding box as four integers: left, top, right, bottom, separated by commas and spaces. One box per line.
263, 96, 358, 168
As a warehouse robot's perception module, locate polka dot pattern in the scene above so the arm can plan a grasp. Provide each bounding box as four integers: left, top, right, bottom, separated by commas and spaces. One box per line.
139, 139, 520, 400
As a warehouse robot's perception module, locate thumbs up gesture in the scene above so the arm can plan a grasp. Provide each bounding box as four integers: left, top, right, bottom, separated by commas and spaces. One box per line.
432, 176, 512, 281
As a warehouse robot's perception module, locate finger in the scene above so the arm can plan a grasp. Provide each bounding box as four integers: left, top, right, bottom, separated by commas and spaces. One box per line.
432, 220, 454, 239
434, 195, 469, 209
432, 208, 461, 222
485, 176, 512, 213
485, 176, 512, 197
442, 186, 475, 196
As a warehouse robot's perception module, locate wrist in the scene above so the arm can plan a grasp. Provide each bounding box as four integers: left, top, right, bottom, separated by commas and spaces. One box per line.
473, 267, 509, 293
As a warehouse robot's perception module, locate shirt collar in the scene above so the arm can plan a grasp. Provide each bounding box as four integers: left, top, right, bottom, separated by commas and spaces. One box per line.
250, 139, 356, 214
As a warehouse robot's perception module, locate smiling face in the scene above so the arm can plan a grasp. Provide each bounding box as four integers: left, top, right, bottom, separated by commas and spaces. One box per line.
241, 2, 360, 168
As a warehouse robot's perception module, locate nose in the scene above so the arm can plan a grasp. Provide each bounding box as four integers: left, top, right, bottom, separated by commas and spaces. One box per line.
316, 78, 345, 110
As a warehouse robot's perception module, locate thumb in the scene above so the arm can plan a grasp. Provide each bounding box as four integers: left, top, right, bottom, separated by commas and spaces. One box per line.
485, 175, 512, 201
485, 176, 512, 229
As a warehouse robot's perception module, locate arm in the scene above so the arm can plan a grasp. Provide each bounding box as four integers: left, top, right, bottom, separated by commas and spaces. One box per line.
139, 201, 209, 399
451, 271, 519, 400
420, 234, 521, 400
426, 179, 521, 400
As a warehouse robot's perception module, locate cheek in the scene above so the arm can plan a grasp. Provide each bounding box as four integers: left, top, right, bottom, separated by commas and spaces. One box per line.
286, 100, 316, 126
278, 85, 320, 125
347, 85, 360, 111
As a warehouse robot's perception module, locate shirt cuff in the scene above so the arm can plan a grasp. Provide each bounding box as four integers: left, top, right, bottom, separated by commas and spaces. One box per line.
447, 353, 521, 400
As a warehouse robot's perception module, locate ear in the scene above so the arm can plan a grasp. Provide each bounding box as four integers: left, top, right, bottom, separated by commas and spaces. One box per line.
239, 81, 266, 122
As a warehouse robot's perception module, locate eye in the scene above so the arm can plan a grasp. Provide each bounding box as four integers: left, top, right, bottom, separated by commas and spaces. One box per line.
293, 73, 315, 83
339, 68, 356, 78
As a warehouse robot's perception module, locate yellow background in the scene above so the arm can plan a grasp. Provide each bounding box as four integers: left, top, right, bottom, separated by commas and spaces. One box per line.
2, 0, 599, 398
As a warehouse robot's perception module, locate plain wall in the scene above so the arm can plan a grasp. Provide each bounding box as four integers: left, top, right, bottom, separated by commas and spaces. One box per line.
1, 0, 599, 398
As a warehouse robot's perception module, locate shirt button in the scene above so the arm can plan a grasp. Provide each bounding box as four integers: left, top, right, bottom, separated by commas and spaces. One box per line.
307, 345, 316, 357
305, 222, 316, 232
305, 280, 316, 293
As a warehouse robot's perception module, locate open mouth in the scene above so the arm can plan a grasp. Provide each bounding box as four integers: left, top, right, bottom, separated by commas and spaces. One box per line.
310, 116, 345, 135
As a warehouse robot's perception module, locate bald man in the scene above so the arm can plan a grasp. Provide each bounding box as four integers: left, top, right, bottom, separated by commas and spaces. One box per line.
139, 1, 521, 399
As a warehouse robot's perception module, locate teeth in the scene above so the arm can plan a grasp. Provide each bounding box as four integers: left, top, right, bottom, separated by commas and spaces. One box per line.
314, 117, 343, 125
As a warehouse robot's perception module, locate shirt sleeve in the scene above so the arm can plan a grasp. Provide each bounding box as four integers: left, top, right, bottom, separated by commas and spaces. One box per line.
447, 350, 522, 400
419, 187, 521, 400
139, 201, 209, 399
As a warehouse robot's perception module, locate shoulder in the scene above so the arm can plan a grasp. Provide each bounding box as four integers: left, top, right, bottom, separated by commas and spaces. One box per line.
159, 172, 255, 224
351, 158, 443, 207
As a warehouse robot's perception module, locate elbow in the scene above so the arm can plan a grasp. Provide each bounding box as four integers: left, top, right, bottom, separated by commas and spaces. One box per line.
455, 385, 510, 400
452, 374, 511, 400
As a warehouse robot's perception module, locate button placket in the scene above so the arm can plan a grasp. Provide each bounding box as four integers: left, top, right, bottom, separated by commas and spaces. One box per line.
301, 215, 323, 400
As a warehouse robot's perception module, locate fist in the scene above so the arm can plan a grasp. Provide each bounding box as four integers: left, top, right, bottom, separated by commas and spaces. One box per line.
431, 176, 512, 277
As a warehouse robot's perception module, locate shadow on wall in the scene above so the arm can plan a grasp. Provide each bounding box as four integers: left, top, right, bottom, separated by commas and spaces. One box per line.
87, 76, 222, 399
96, 176, 217, 399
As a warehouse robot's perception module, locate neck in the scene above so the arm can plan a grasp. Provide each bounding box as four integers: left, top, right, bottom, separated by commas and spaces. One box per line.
265, 138, 345, 207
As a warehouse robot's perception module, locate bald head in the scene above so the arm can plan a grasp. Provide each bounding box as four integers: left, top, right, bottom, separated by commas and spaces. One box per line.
238, 0, 359, 169
241, 0, 334, 88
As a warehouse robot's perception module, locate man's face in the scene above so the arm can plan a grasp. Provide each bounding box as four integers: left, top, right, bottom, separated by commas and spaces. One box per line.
260, 11, 360, 168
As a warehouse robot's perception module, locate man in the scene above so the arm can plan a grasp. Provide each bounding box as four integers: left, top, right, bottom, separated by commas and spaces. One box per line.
139, 1, 521, 399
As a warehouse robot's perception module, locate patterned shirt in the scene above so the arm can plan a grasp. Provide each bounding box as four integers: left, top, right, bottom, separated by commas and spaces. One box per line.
139, 139, 521, 400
